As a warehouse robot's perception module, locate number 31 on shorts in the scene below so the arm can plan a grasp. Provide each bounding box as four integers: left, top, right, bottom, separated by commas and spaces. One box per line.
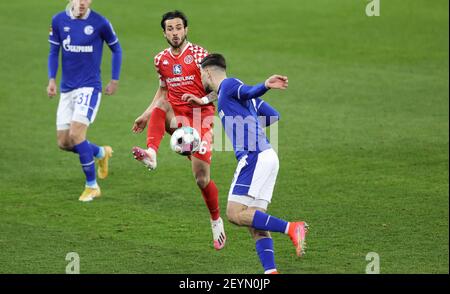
76, 91, 92, 106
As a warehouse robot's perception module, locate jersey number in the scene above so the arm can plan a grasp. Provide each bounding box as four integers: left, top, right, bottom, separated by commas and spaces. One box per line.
198, 141, 208, 155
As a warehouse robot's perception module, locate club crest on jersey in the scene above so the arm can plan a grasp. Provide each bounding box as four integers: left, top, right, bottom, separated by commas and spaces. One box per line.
173, 64, 182, 75
84, 25, 94, 35
184, 55, 193, 65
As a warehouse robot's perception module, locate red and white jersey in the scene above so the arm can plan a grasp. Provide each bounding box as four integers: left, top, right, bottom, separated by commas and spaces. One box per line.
154, 42, 209, 107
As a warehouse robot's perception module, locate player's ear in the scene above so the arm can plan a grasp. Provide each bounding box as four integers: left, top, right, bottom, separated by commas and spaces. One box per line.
185, 26, 189, 35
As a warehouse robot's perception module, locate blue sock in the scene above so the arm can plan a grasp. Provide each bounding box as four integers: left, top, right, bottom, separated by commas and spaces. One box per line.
256, 238, 276, 273
88, 141, 104, 159
73, 140, 97, 187
252, 210, 288, 233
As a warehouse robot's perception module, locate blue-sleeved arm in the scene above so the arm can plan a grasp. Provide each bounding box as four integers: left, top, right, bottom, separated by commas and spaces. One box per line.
255, 98, 280, 127
237, 83, 269, 100
48, 16, 60, 79
48, 43, 59, 79
101, 18, 122, 80
109, 42, 122, 80
222, 78, 269, 101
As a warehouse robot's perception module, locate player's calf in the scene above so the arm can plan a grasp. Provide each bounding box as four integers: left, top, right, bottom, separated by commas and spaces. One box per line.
57, 141, 74, 152
57, 130, 74, 151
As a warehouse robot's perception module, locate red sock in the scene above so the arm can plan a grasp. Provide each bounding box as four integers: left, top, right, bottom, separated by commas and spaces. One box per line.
201, 180, 220, 221
146, 107, 166, 152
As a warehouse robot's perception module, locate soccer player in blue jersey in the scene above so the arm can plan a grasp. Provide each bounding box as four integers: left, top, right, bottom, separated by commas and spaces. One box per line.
183, 53, 309, 274
46, 0, 122, 202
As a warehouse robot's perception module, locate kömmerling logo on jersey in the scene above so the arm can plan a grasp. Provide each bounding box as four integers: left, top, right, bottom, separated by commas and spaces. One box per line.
62, 35, 93, 53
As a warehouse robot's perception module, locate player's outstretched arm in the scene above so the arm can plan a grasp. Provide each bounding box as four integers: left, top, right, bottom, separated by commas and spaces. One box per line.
237, 75, 288, 100
132, 87, 168, 133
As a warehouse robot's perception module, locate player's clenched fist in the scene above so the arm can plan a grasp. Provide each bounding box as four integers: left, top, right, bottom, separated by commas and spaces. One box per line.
47, 79, 57, 98
105, 80, 119, 96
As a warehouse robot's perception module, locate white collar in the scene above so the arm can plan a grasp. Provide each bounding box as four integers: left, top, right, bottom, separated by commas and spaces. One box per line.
169, 41, 191, 59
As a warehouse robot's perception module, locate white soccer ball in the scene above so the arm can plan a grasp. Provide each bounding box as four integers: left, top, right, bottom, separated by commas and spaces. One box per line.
170, 126, 201, 156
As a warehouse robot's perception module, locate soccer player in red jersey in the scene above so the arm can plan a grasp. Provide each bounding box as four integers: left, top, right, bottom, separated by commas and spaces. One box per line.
131, 11, 226, 250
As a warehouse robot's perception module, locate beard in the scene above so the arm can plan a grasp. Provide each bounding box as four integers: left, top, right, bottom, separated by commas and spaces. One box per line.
167, 35, 187, 49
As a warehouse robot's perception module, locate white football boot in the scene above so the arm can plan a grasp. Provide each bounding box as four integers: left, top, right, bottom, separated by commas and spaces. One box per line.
132, 146, 157, 170
211, 217, 226, 250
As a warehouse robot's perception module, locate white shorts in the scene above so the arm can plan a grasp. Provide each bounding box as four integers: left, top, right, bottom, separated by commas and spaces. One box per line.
56, 87, 102, 130
228, 148, 279, 210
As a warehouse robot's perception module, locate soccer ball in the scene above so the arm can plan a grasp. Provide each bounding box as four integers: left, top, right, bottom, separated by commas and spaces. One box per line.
170, 126, 201, 156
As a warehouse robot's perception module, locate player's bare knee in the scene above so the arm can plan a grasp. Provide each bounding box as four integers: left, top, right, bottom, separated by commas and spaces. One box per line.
226, 212, 240, 226
195, 175, 209, 189
226, 207, 243, 226
155, 99, 170, 112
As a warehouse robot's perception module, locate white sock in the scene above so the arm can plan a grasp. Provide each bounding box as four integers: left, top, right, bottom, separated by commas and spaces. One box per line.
211, 218, 221, 225
86, 182, 98, 189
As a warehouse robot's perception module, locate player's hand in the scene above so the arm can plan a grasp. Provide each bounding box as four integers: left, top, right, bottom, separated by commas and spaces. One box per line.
132, 114, 148, 133
47, 79, 57, 98
265, 75, 288, 90
182, 93, 204, 105
105, 80, 119, 96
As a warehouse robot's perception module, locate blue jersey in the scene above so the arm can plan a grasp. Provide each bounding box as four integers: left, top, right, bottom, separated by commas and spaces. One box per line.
48, 9, 122, 93
217, 78, 280, 160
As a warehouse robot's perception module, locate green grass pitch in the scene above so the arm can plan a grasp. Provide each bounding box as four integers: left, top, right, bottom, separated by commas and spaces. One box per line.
0, 0, 448, 273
